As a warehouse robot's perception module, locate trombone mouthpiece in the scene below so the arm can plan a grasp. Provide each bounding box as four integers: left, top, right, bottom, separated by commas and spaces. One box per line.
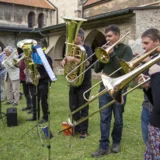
106, 41, 110, 45
101, 41, 110, 49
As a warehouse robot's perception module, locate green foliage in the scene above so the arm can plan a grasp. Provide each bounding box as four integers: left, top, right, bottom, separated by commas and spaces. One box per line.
0, 76, 145, 160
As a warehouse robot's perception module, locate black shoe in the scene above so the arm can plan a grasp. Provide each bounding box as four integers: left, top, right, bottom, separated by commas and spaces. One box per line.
13, 103, 18, 106
26, 117, 36, 121
38, 119, 48, 124
80, 131, 88, 138
111, 143, 120, 153
22, 107, 31, 111
28, 110, 33, 114
5, 102, 13, 105
91, 148, 110, 158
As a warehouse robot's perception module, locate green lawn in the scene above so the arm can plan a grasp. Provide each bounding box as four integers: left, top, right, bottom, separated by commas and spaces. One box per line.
0, 76, 145, 160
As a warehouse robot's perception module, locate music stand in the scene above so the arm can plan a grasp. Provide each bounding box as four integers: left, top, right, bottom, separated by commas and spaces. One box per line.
21, 81, 54, 160
21, 83, 41, 138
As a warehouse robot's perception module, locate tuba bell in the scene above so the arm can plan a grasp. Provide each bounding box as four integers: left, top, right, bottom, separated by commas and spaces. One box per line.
17, 39, 40, 86
63, 17, 87, 87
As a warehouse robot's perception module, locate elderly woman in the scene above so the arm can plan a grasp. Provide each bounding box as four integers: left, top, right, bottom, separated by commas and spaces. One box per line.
3, 46, 20, 106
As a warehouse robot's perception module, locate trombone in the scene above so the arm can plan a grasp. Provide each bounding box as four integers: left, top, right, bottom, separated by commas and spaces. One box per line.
58, 47, 160, 133
66, 31, 130, 84
83, 45, 159, 101
119, 46, 159, 73
2, 49, 18, 68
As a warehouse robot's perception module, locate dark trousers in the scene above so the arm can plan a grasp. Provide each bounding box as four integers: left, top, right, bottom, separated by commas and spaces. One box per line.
69, 83, 91, 132
36, 79, 49, 121
21, 81, 32, 107
99, 85, 127, 150
28, 84, 36, 118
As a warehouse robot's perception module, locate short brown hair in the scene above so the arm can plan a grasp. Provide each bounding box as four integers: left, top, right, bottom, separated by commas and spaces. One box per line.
105, 24, 120, 35
141, 28, 160, 41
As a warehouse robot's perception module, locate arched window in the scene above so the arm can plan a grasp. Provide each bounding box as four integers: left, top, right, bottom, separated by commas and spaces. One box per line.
85, 29, 106, 66
28, 12, 36, 28
38, 13, 44, 28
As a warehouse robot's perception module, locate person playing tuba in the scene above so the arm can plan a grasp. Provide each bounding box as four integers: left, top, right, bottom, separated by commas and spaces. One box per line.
61, 28, 93, 138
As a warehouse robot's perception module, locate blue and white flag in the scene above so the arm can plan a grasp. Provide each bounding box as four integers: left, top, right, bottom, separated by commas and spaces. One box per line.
32, 45, 57, 82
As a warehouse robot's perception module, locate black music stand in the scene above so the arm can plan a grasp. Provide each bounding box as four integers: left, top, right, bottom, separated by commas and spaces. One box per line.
21, 84, 41, 138
21, 82, 53, 160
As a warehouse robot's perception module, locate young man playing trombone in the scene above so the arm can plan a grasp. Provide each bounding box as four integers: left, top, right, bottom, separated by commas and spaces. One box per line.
92, 24, 133, 157
137, 28, 160, 159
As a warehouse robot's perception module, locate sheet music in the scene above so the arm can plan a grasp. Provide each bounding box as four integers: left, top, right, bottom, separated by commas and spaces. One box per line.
36, 47, 57, 82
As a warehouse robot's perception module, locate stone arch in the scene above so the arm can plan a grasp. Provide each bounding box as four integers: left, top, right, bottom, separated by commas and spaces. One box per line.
85, 29, 106, 65
38, 13, 44, 28
28, 11, 36, 28
54, 35, 66, 68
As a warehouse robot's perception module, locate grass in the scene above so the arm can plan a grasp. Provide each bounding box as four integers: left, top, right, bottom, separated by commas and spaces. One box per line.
0, 76, 145, 160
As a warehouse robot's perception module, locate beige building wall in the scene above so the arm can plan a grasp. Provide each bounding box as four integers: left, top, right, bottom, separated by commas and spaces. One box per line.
84, 0, 160, 17
135, 8, 160, 38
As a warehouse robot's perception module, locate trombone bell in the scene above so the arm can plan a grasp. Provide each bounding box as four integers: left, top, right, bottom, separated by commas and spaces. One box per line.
95, 48, 110, 63
120, 46, 160, 73
95, 31, 130, 64
101, 74, 124, 104
101, 54, 160, 104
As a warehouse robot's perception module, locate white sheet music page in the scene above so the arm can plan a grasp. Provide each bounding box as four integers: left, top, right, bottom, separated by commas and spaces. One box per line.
36, 47, 57, 82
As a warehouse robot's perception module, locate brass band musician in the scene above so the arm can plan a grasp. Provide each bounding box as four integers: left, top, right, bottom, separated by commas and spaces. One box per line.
92, 25, 133, 157
61, 28, 93, 138
3, 46, 20, 106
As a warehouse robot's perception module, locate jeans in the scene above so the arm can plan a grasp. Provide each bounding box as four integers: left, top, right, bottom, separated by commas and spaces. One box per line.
99, 85, 127, 150
141, 107, 151, 144
37, 79, 49, 121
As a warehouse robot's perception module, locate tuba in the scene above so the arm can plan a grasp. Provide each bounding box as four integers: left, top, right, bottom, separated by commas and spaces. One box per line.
17, 39, 40, 86
63, 17, 87, 87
